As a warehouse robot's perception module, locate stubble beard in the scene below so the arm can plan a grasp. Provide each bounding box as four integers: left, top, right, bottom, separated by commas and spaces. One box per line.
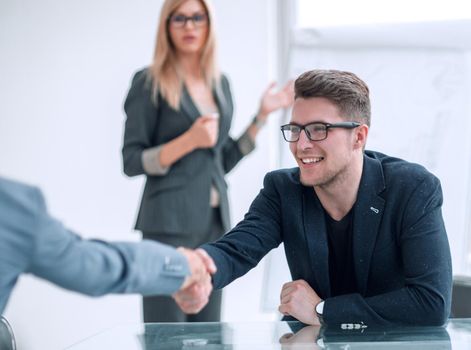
299, 162, 350, 190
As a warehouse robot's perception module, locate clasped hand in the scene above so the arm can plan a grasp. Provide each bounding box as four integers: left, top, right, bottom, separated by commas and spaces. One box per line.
188, 115, 219, 149
172, 248, 215, 314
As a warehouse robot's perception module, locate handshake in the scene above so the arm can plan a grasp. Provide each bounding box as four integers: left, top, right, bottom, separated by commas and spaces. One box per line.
172, 247, 216, 314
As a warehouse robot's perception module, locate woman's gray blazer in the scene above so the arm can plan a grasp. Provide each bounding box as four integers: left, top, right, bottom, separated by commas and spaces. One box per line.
122, 69, 247, 236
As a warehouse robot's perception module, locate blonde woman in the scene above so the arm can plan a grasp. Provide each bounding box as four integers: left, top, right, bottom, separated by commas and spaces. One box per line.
122, 0, 293, 323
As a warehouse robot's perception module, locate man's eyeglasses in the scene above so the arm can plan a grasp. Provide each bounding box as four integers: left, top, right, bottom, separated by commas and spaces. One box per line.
168, 13, 208, 28
280, 121, 361, 142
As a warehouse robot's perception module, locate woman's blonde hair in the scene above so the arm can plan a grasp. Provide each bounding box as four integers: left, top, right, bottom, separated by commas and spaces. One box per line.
148, 0, 219, 109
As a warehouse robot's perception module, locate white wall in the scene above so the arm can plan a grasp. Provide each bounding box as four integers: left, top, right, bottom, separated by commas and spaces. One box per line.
0, 0, 280, 348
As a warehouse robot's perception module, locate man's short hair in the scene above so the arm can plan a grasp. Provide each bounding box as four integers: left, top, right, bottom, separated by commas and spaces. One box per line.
294, 69, 371, 127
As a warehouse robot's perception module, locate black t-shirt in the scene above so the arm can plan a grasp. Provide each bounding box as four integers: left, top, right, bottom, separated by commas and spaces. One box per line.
324, 209, 357, 296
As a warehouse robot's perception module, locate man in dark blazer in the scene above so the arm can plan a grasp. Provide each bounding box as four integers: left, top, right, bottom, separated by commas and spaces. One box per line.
176, 69, 452, 328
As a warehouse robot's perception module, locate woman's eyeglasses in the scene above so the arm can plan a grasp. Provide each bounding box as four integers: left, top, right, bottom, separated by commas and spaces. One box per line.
168, 13, 208, 28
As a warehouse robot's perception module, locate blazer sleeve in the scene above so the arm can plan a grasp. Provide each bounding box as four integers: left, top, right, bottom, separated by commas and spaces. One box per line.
323, 174, 452, 327
27, 188, 190, 296
122, 69, 158, 177
221, 137, 245, 173
201, 172, 283, 288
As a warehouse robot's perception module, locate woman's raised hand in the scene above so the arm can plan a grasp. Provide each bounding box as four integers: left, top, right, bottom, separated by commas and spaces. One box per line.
257, 80, 295, 120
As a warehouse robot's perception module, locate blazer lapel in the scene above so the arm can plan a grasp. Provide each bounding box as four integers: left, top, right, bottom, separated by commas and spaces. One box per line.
213, 81, 228, 118
213, 78, 231, 145
180, 81, 229, 121
352, 154, 386, 295
302, 185, 331, 298
180, 84, 201, 123
180, 81, 230, 145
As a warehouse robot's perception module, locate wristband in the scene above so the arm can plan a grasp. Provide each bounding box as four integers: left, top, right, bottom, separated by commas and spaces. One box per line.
251, 115, 266, 128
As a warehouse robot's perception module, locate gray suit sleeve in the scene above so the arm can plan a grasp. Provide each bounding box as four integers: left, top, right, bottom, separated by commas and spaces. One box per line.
122, 69, 161, 177
27, 188, 189, 296
236, 129, 256, 156
142, 145, 170, 175
218, 75, 255, 172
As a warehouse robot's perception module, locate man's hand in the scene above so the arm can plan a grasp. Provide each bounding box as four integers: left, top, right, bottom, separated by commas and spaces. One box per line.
278, 279, 322, 325
173, 248, 216, 314
177, 247, 216, 289
173, 273, 213, 314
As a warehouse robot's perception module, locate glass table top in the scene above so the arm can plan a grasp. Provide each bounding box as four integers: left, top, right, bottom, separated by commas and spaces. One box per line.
65, 319, 471, 349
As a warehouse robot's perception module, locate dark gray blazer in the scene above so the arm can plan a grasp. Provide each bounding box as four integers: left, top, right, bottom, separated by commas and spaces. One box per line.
202, 151, 452, 327
122, 69, 245, 236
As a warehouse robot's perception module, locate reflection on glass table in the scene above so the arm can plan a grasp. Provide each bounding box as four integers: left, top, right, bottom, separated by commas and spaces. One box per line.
65, 319, 471, 350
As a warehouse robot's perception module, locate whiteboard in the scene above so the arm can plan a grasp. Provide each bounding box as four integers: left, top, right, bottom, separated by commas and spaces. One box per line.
261, 22, 471, 311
